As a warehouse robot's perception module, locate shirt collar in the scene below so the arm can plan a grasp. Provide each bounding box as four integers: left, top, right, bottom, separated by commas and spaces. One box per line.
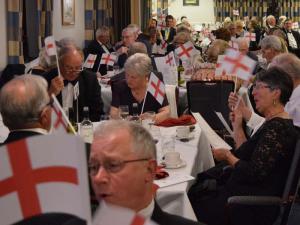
137, 199, 154, 219
10, 128, 48, 135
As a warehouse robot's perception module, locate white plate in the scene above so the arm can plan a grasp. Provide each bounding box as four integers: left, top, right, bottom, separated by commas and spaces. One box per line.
175, 133, 194, 141
163, 160, 186, 169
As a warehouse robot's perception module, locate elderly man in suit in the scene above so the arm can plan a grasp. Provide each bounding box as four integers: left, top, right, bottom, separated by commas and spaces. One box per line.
90, 120, 204, 225
84, 26, 114, 75
283, 18, 300, 58
0, 75, 52, 144
44, 45, 104, 122
115, 27, 138, 68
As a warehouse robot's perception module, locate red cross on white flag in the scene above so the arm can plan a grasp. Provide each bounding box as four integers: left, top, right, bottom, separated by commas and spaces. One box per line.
244, 32, 256, 42
83, 54, 97, 68
157, 13, 166, 21
100, 53, 117, 66
215, 55, 227, 76
51, 94, 75, 134
292, 22, 299, 29
44, 36, 57, 56
175, 41, 197, 61
0, 135, 91, 225
229, 40, 239, 50
157, 21, 166, 30
147, 72, 165, 105
221, 48, 256, 80
165, 51, 176, 67
160, 39, 168, 50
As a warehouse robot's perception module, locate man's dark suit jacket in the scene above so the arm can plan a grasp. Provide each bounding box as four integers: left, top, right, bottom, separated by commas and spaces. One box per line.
13, 213, 86, 225
151, 202, 204, 225
283, 29, 300, 58
84, 40, 114, 75
42, 69, 104, 122
161, 27, 176, 43
2, 130, 41, 145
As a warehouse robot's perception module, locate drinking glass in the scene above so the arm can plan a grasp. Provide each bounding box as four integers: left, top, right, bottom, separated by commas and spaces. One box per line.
141, 111, 156, 129
161, 134, 175, 156
119, 105, 129, 120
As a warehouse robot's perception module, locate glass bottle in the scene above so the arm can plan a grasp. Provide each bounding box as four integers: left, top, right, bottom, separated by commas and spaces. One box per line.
80, 107, 93, 143
130, 103, 140, 123
68, 107, 78, 133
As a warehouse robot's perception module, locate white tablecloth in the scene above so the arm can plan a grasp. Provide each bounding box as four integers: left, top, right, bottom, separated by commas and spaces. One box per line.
155, 124, 214, 221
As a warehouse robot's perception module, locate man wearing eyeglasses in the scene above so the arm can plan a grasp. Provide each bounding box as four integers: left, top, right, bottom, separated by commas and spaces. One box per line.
44, 45, 104, 122
90, 120, 203, 225
0, 75, 52, 144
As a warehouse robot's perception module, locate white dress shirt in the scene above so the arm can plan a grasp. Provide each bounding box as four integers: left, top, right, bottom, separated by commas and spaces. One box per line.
138, 199, 154, 219
62, 83, 75, 109
285, 85, 300, 127
287, 32, 298, 49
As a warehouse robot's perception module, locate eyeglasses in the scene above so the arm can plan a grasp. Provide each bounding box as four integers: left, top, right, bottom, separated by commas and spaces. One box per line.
88, 158, 150, 175
64, 65, 83, 73
252, 83, 273, 90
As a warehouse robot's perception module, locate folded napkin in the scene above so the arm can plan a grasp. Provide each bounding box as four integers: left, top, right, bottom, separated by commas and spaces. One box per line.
157, 115, 196, 127
155, 165, 169, 180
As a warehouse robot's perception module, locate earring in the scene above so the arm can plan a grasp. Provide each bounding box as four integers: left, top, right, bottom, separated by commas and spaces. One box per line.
273, 99, 276, 106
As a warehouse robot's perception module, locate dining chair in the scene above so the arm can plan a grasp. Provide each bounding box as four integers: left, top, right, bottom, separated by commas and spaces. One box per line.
227, 138, 300, 225
186, 80, 234, 133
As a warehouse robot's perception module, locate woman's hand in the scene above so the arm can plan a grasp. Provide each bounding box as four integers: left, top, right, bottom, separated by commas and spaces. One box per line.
230, 109, 244, 130
212, 148, 230, 161
212, 148, 239, 166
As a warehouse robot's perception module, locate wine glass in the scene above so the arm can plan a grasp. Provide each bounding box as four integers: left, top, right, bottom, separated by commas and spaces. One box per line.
119, 105, 129, 120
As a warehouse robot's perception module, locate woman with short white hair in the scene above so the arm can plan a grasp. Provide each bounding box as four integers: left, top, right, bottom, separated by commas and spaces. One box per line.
110, 53, 170, 123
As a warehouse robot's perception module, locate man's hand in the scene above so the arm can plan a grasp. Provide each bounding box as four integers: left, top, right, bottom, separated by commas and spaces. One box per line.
117, 46, 128, 55
49, 76, 64, 96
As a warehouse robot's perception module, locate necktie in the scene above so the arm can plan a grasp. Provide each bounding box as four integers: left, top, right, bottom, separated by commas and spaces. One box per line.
64, 79, 78, 86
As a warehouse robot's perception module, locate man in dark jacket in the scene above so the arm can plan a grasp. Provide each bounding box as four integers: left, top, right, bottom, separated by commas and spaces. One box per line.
0, 75, 51, 144
90, 120, 205, 225
84, 26, 114, 75
43, 46, 104, 122
283, 18, 300, 58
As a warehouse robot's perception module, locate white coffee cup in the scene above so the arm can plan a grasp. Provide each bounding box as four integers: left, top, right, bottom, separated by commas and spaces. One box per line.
176, 126, 189, 139
164, 151, 181, 167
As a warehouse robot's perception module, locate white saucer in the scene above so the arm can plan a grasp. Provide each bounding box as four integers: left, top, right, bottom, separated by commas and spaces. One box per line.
175, 133, 194, 141
163, 160, 187, 169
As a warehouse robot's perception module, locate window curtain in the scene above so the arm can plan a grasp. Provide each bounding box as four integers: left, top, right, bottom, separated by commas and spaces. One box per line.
112, 0, 130, 43
157, 0, 168, 15
7, 0, 53, 64
214, 0, 268, 24
7, 0, 24, 64
141, 0, 151, 32
37, 0, 53, 49
84, 0, 113, 47
278, 0, 300, 21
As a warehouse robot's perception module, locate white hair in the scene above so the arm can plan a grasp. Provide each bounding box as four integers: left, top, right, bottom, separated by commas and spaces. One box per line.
93, 120, 156, 159
124, 53, 152, 77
